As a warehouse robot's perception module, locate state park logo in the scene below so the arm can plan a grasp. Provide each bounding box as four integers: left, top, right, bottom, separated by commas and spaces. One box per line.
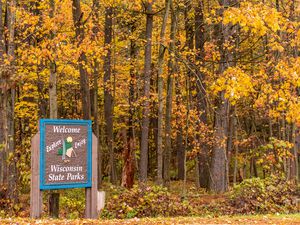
57, 136, 77, 163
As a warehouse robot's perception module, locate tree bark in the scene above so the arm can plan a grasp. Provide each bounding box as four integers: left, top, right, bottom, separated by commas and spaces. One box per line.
182, 76, 191, 198
156, 0, 170, 185
178, 0, 193, 185
140, 1, 154, 182
176, 126, 184, 180
226, 106, 234, 183
290, 0, 299, 184
0, 0, 5, 186
209, 2, 232, 193
49, 64, 57, 118
210, 92, 228, 192
121, 34, 138, 188
5, 0, 17, 203
233, 111, 238, 184
72, 0, 91, 120
48, 0, 59, 218
176, 66, 184, 179
164, 0, 176, 186
291, 123, 299, 183
176, 76, 184, 180
0, 95, 3, 185
195, 0, 209, 189
103, 6, 116, 184
92, 0, 100, 187
49, 0, 57, 120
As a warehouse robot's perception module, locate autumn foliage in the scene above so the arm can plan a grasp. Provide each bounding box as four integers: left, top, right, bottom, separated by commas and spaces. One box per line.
0, 0, 300, 218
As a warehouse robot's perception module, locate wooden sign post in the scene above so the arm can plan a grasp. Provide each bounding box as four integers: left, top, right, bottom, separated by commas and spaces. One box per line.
30, 119, 98, 218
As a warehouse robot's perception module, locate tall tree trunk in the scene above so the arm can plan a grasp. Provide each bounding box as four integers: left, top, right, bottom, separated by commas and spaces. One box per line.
49, 0, 57, 120
72, 0, 91, 120
291, 123, 299, 182
121, 34, 138, 188
48, 0, 59, 218
156, 0, 170, 185
226, 106, 234, 183
184, 0, 193, 51
176, 77, 184, 179
175, 0, 186, 180
0, 96, 3, 185
103, 6, 116, 184
92, 0, 101, 187
49, 65, 57, 118
72, 1, 93, 217
195, 0, 209, 189
290, 0, 299, 184
164, 0, 176, 186
182, 76, 191, 198
5, 0, 17, 203
209, 1, 232, 193
233, 110, 238, 184
210, 92, 228, 192
0, 0, 5, 186
177, 0, 193, 184
140, 1, 154, 182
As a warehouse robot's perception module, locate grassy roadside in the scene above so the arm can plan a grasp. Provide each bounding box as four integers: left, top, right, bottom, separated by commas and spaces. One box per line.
1, 214, 300, 225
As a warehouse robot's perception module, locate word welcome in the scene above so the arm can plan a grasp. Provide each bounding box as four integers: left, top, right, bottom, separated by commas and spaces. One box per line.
53, 126, 81, 133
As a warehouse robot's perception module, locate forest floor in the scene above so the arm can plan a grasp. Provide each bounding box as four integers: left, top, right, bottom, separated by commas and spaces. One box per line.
1, 180, 299, 223
1, 214, 300, 224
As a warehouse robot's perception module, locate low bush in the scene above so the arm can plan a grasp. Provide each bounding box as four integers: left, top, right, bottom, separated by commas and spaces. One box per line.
101, 184, 190, 219
230, 175, 297, 214
0, 185, 9, 217
59, 189, 85, 219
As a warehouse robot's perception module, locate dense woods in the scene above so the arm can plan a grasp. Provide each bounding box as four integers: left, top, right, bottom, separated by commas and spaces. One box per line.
0, 0, 300, 216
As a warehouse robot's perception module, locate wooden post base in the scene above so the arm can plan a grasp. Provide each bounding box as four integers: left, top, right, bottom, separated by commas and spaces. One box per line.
30, 133, 42, 218
49, 192, 60, 218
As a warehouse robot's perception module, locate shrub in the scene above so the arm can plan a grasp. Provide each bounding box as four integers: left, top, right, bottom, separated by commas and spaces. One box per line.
0, 185, 9, 216
101, 184, 190, 219
230, 175, 297, 214
60, 189, 85, 219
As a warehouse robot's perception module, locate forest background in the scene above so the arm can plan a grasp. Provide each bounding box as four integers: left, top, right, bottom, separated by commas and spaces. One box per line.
0, 0, 300, 218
